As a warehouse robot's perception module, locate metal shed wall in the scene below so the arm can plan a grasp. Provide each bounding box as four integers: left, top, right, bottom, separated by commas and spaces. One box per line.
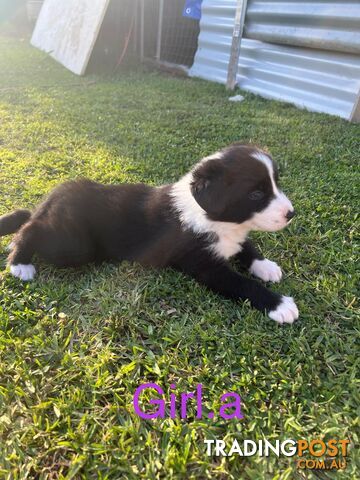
245, 0, 360, 54
190, 0, 360, 120
190, 0, 235, 84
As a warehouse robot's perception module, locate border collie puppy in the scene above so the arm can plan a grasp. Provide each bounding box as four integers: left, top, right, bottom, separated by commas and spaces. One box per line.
0, 144, 298, 324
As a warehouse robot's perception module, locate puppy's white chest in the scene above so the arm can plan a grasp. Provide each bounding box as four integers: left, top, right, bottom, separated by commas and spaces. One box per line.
210, 224, 248, 259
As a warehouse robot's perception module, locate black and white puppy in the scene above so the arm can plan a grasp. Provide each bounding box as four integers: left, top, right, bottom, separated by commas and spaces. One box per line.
0, 144, 298, 324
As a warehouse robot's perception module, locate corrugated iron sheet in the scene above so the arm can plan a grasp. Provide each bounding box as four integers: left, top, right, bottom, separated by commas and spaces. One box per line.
245, 0, 360, 54
238, 39, 360, 119
190, 0, 360, 120
190, 0, 236, 83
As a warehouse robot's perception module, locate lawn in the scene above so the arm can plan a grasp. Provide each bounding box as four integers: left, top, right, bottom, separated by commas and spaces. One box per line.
0, 34, 359, 479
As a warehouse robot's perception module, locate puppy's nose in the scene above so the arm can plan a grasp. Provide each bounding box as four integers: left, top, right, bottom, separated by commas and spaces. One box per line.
286, 210, 295, 221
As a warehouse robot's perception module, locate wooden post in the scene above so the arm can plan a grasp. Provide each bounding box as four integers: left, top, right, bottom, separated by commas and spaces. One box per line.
156, 0, 164, 62
133, 0, 138, 54
140, 0, 145, 62
350, 87, 360, 122
226, 0, 248, 91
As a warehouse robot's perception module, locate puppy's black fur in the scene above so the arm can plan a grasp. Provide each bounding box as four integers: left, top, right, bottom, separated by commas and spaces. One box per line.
1, 144, 297, 321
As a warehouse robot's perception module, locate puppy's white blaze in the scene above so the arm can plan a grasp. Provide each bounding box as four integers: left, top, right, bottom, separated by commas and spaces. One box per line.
252, 151, 279, 196
251, 151, 293, 231
269, 296, 299, 324
252, 151, 273, 172
10, 264, 36, 281
250, 258, 282, 283
170, 172, 249, 259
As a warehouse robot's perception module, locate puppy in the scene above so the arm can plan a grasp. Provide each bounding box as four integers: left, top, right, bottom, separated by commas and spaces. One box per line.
0, 144, 298, 324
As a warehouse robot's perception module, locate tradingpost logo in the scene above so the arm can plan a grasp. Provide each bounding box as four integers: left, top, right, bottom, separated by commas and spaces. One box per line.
204, 438, 350, 470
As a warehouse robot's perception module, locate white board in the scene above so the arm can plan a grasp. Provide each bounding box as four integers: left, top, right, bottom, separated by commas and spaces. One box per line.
31, 0, 111, 75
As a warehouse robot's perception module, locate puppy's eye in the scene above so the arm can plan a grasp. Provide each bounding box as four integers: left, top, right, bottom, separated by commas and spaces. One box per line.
249, 190, 264, 200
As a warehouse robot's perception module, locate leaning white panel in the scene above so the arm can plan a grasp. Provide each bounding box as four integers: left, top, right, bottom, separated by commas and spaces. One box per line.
31, 0, 110, 75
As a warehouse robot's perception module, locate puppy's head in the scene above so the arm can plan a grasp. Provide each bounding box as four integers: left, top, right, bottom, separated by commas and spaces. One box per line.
190, 144, 294, 231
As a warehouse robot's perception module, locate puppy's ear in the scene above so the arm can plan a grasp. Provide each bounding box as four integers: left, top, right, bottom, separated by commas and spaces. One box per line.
191, 160, 227, 216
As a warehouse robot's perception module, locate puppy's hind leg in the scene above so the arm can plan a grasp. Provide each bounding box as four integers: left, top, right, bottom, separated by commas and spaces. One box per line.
7, 223, 38, 281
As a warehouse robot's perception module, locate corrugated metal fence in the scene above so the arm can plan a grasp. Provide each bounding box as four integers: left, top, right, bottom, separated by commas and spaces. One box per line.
190, 0, 360, 121
245, 0, 360, 54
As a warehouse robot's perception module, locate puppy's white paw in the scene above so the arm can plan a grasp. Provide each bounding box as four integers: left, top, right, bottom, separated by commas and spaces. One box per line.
9, 264, 36, 281
269, 296, 299, 324
250, 258, 282, 283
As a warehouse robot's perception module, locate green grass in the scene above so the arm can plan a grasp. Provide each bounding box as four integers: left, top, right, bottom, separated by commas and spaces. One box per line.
0, 34, 359, 479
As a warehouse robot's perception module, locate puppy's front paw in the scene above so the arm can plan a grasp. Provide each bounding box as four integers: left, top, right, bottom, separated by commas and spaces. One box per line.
250, 259, 282, 283
9, 264, 36, 281
269, 296, 298, 324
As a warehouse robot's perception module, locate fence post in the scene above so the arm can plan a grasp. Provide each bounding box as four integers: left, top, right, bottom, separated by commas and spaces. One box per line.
350, 88, 360, 122
156, 0, 164, 62
226, 0, 248, 91
140, 0, 145, 62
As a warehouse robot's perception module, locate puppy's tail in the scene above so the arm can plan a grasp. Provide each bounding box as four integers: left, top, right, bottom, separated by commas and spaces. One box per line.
0, 209, 31, 236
